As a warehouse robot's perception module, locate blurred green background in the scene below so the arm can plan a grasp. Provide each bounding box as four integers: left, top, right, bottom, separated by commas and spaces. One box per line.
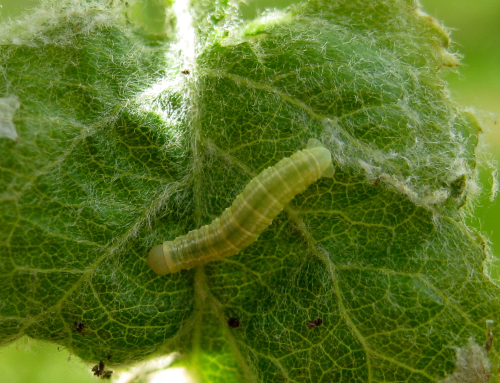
0, 0, 499, 381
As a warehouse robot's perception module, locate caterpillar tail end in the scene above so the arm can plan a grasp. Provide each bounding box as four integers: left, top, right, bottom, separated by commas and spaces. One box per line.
306, 138, 335, 178
306, 138, 325, 149
147, 243, 174, 275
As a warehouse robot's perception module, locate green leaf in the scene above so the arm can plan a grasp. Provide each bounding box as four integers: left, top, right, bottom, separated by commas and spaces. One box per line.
0, 0, 499, 381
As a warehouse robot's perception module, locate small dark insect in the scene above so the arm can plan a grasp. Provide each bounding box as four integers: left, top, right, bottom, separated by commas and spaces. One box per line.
91, 361, 103, 375
370, 177, 381, 187
91, 360, 113, 380
100, 371, 112, 379
306, 317, 323, 328
227, 317, 240, 328
181, 69, 190, 74
73, 320, 86, 335
484, 329, 493, 353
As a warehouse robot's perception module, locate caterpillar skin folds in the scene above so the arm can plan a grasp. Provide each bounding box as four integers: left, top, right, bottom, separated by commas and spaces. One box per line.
147, 139, 334, 275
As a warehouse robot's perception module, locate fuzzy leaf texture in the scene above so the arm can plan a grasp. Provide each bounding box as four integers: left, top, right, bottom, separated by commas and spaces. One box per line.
0, 0, 498, 382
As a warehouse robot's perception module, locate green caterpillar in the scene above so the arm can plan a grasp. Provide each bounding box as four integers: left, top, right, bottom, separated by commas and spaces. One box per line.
147, 139, 334, 275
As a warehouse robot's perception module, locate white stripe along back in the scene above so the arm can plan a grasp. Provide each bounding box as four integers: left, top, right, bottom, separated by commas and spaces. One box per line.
147, 139, 334, 275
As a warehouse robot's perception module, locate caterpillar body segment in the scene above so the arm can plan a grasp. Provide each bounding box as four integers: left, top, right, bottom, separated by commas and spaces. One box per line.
147, 139, 334, 275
